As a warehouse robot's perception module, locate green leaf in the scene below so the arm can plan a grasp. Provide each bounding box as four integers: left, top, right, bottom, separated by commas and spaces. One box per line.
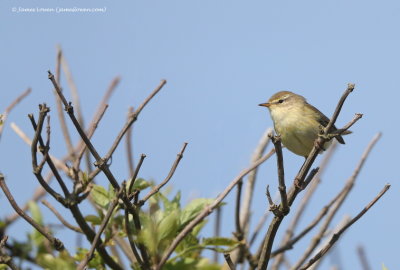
91, 185, 110, 207
180, 198, 213, 226
202, 237, 239, 247
85, 215, 102, 225
108, 183, 116, 200
127, 178, 151, 191
158, 210, 180, 240
37, 254, 76, 270
28, 201, 43, 225
159, 192, 180, 214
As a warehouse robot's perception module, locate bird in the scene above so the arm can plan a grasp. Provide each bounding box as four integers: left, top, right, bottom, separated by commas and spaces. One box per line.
259, 91, 350, 158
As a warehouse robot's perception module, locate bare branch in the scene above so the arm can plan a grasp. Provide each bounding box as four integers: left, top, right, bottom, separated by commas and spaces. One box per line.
103, 80, 167, 164
42, 199, 82, 233
299, 184, 390, 270
54, 47, 75, 160
128, 153, 146, 196
77, 189, 123, 270
271, 172, 343, 257
124, 209, 144, 268
0, 88, 31, 139
224, 253, 236, 270
0, 236, 18, 270
126, 106, 135, 177
156, 148, 275, 270
270, 135, 288, 215
213, 207, 222, 263
10, 122, 69, 172
271, 143, 337, 269
60, 47, 84, 127
0, 174, 64, 251
74, 103, 109, 167
138, 142, 188, 206
291, 133, 382, 269
357, 245, 372, 270
240, 128, 272, 233
74, 75, 120, 169
324, 83, 355, 134
30, 106, 69, 205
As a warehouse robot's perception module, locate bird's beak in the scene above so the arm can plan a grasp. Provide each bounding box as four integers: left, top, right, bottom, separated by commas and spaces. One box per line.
259, 102, 270, 107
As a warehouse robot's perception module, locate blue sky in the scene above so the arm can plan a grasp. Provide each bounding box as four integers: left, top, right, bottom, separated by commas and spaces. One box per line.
0, 0, 398, 269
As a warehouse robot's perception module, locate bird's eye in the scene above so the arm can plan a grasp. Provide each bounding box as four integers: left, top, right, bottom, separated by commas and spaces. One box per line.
278, 99, 284, 103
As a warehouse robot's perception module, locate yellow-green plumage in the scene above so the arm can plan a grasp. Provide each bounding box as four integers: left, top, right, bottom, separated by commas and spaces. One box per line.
260, 91, 347, 158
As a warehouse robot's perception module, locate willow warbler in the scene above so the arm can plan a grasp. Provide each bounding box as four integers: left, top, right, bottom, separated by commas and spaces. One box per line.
259, 91, 350, 158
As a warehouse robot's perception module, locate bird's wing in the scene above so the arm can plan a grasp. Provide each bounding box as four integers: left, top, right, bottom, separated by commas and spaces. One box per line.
308, 103, 346, 144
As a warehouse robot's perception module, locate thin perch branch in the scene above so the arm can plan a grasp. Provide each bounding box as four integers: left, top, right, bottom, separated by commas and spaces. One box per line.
41, 200, 82, 233
138, 142, 188, 206
291, 132, 382, 270
0, 174, 64, 251
77, 189, 123, 270
270, 135, 289, 215
103, 79, 167, 164
299, 184, 390, 270
156, 148, 276, 270
0, 88, 31, 139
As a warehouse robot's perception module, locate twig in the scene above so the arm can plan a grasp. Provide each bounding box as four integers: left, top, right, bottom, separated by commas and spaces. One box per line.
0, 88, 31, 139
270, 135, 289, 215
324, 83, 355, 134
0, 236, 18, 270
137, 142, 188, 206
5, 171, 54, 225
69, 201, 123, 269
0, 174, 64, 251
124, 209, 144, 268
240, 128, 272, 233
41, 200, 82, 233
271, 175, 344, 257
29, 112, 70, 196
10, 122, 69, 173
357, 245, 372, 270
113, 236, 136, 264
53, 47, 75, 160
337, 113, 363, 134
103, 79, 167, 165
233, 179, 245, 263
48, 71, 122, 190
48, 71, 124, 269
299, 184, 391, 270
77, 189, 122, 270
224, 253, 236, 270
155, 148, 275, 270
271, 143, 337, 269
74, 103, 109, 167
30, 106, 69, 206
126, 106, 135, 177
213, 207, 222, 263
60, 48, 84, 127
235, 179, 243, 237
128, 153, 146, 196
266, 186, 279, 215
257, 84, 357, 270
291, 133, 382, 270
308, 215, 350, 270
249, 211, 271, 246
75, 75, 120, 169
